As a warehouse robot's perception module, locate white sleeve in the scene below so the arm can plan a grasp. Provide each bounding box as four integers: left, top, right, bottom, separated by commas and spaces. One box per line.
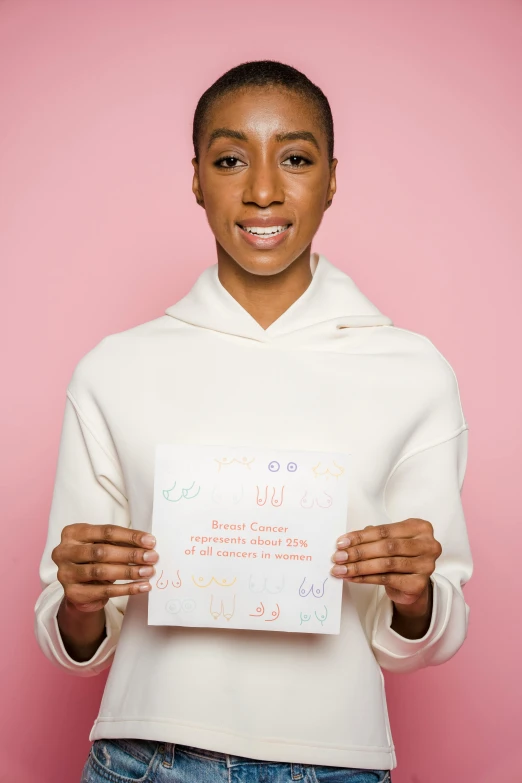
34, 392, 130, 677
370, 426, 473, 673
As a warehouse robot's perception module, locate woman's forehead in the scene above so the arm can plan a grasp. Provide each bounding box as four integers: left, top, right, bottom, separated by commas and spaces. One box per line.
202, 87, 326, 144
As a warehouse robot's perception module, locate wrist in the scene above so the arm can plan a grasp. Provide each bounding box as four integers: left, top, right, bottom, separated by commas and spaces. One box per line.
394, 579, 433, 619
391, 579, 433, 639
58, 596, 107, 661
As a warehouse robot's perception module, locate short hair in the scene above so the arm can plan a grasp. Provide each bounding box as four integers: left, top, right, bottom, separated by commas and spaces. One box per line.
192, 60, 334, 162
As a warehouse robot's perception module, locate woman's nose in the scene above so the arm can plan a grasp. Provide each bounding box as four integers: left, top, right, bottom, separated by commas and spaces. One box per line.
242, 162, 284, 207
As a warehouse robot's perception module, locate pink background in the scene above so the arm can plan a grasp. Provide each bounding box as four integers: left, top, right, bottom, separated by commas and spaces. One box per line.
2, 1, 521, 781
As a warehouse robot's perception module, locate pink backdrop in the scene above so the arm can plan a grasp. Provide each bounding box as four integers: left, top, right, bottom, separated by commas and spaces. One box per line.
2, 1, 521, 781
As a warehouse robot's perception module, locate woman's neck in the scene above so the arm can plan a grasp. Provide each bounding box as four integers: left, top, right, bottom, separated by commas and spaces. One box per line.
216, 247, 314, 330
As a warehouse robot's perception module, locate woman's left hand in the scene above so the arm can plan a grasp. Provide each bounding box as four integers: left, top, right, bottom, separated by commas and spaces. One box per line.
330, 518, 442, 610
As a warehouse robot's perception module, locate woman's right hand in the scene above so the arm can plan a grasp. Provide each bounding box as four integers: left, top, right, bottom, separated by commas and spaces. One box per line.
52, 522, 159, 613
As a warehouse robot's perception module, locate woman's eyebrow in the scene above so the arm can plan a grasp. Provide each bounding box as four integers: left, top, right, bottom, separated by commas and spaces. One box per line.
206, 128, 320, 151
207, 128, 247, 150
275, 131, 320, 150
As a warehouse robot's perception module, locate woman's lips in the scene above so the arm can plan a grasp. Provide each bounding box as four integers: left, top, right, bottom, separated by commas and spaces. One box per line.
237, 223, 292, 249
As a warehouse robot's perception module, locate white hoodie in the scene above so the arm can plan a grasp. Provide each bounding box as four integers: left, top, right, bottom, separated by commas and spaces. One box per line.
35, 253, 472, 770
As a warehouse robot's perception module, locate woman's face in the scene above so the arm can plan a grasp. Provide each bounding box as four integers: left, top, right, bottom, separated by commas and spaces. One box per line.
192, 86, 337, 276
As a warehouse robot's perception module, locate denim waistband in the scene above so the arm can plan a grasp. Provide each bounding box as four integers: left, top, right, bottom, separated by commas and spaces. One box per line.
173, 742, 277, 767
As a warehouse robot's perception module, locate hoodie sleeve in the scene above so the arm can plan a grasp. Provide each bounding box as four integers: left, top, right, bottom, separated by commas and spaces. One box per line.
369, 424, 473, 673
34, 390, 130, 677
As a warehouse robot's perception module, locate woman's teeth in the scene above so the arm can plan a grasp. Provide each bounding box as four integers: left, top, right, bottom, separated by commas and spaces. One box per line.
240, 225, 290, 236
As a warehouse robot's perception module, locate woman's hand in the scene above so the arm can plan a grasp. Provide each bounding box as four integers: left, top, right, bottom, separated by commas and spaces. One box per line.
52, 522, 159, 613
330, 518, 441, 612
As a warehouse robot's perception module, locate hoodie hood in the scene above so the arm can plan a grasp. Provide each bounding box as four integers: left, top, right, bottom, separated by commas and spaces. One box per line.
165, 252, 393, 342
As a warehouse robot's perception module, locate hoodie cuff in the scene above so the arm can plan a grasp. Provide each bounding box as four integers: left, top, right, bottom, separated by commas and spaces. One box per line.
371, 573, 453, 666
34, 581, 122, 677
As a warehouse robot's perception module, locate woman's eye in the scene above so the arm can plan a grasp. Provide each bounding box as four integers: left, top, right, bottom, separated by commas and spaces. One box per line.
215, 156, 244, 169
282, 155, 311, 168
214, 155, 310, 169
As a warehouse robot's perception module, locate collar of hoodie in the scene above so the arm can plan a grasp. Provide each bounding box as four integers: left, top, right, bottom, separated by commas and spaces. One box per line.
165, 252, 393, 343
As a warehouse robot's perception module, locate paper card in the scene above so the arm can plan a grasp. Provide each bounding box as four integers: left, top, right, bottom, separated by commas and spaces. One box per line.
148, 445, 351, 634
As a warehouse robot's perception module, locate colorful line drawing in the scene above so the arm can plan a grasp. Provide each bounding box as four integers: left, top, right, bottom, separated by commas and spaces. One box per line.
155, 570, 169, 590
192, 575, 237, 589
249, 576, 265, 594
268, 460, 298, 473
165, 598, 196, 615
312, 578, 328, 598
256, 485, 268, 506
312, 461, 345, 480
316, 492, 333, 509
265, 604, 280, 622
193, 576, 213, 589
210, 595, 236, 621
162, 482, 182, 502
256, 486, 285, 507
215, 456, 255, 471
299, 577, 328, 599
248, 575, 285, 595
182, 482, 201, 500
213, 577, 232, 588
210, 594, 222, 619
299, 607, 328, 626
300, 491, 333, 509
155, 570, 183, 590
212, 484, 243, 505
222, 595, 236, 621
162, 481, 201, 502
249, 601, 281, 622
213, 576, 236, 588
271, 486, 285, 507
300, 492, 314, 510
266, 577, 285, 594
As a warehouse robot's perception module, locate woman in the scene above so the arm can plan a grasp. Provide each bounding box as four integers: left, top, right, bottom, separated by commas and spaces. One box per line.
35, 60, 473, 782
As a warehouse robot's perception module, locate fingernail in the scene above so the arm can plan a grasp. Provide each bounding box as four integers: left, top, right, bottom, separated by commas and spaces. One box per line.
138, 566, 154, 576
331, 564, 348, 576
143, 551, 158, 562
139, 583, 151, 592
337, 537, 351, 548
333, 551, 348, 563
142, 534, 156, 547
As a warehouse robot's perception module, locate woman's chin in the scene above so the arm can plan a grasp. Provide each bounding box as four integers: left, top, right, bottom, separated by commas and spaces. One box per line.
238, 258, 293, 277
218, 242, 309, 278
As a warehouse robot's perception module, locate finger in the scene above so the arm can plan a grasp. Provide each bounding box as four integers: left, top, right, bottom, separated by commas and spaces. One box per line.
331, 555, 432, 579
67, 541, 159, 566
332, 537, 430, 564
340, 573, 427, 593
65, 579, 153, 606
337, 519, 432, 549
68, 562, 157, 584
64, 523, 156, 549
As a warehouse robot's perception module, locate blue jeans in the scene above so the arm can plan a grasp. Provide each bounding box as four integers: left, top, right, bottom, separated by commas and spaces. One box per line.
81, 739, 392, 782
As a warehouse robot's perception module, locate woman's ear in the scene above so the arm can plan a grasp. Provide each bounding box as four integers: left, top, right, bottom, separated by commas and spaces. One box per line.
191, 157, 205, 207
325, 158, 338, 210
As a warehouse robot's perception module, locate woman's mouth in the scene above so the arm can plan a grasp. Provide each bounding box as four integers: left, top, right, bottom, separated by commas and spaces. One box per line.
237, 223, 292, 248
